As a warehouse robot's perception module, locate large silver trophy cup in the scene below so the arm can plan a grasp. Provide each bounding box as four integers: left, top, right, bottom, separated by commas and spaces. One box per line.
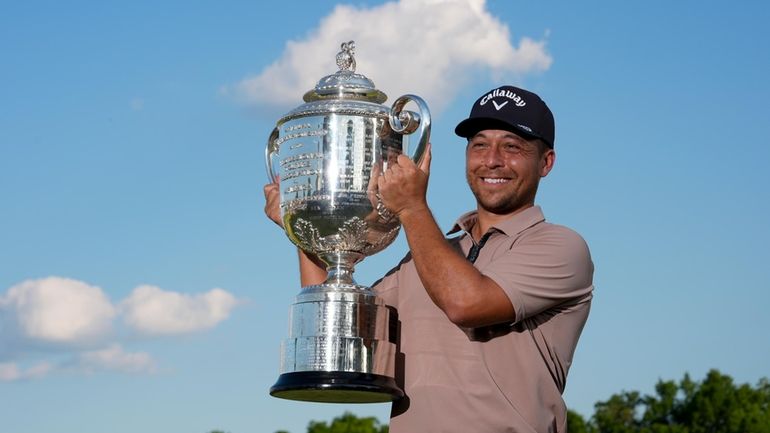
266, 41, 430, 403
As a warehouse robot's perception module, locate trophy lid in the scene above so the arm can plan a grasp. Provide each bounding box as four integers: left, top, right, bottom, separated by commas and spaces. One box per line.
302, 41, 387, 104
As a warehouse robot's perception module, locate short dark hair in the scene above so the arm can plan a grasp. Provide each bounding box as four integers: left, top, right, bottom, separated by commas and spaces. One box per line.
533, 138, 550, 157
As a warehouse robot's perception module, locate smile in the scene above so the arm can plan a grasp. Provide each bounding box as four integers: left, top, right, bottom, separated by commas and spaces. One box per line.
482, 177, 510, 184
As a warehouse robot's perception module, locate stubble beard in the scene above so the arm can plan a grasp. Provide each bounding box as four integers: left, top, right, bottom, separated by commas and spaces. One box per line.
466, 172, 538, 216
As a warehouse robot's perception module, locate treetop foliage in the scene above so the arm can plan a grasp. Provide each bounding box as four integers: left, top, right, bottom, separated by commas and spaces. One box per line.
568, 369, 770, 433
305, 412, 388, 433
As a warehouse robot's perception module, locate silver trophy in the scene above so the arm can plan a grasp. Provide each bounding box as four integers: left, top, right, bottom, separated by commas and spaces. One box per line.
266, 41, 430, 403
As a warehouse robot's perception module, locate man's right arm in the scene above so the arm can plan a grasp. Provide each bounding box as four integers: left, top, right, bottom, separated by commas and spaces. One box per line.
264, 182, 327, 286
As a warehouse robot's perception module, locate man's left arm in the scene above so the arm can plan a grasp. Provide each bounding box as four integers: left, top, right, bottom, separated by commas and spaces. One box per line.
378, 146, 515, 328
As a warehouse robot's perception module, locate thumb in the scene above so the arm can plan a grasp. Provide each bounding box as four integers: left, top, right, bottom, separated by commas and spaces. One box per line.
418, 142, 432, 175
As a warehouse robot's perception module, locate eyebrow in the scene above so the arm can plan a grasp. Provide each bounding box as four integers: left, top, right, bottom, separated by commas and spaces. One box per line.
471, 131, 527, 142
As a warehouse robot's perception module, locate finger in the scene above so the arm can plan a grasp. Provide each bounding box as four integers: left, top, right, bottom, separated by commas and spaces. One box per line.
264, 189, 277, 207
418, 142, 432, 175
396, 153, 415, 169
263, 183, 276, 198
385, 161, 401, 178
264, 197, 283, 227
266, 188, 278, 202
371, 162, 382, 177
377, 174, 387, 191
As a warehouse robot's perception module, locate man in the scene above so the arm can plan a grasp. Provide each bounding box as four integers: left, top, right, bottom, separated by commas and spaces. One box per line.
265, 85, 594, 432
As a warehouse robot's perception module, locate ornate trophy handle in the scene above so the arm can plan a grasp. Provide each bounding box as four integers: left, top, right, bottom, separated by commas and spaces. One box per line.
265, 127, 280, 183
388, 94, 431, 164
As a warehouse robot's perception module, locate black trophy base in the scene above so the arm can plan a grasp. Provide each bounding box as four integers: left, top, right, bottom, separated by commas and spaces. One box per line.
270, 371, 403, 403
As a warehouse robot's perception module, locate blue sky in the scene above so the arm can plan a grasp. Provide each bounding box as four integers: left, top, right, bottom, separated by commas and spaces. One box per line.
1, 1, 769, 432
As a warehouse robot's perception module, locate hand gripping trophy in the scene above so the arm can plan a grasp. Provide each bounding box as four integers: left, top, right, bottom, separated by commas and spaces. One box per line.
265, 41, 431, 403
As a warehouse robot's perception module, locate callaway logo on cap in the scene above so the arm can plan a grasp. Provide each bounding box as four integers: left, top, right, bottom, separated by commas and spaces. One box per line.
454, 85, 555, 148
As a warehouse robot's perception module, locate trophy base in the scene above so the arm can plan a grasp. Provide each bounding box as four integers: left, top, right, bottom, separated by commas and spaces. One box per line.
270, 371, 403, 403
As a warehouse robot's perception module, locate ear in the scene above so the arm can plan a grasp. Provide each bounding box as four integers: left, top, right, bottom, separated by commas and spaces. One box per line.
540, 149, 556, 178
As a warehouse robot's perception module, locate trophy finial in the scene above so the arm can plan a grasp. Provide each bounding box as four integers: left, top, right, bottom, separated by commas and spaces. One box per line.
336, 40, 356, 73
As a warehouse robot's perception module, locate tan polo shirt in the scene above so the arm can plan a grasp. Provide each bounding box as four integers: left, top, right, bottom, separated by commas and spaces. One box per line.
374, 206, 594, 433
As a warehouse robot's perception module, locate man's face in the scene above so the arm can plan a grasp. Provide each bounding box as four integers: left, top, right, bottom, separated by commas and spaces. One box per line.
465, 129, 555, 215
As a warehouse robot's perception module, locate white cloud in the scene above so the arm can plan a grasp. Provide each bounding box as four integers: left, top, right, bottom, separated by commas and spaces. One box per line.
0, 277, 116, 345
121, 285, 238, 335
226, 0, 552, 113
0, 363, 19, 381
1, 277, 241, 380
0, 346, 156, 381
78, 344, 157, 374
0, 361, 53, 382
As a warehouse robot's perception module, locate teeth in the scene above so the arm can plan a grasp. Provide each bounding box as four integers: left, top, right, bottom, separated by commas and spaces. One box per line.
483, 178, 508, 184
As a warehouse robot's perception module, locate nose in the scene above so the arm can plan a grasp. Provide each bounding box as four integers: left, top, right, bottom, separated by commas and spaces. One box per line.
483, 145, 504, 168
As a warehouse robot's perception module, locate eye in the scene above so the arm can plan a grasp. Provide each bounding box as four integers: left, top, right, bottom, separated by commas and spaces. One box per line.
469, 140, 488, 150
502, 142, 523, 153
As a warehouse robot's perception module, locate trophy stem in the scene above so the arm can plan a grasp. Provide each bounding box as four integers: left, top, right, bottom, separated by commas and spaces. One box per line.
319, 251, 364, 286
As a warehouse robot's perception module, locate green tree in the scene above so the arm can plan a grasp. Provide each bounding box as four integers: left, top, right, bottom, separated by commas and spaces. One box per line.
682, 370, 770, 433
588, 369, 770, 433
568, 409, 596, 433
305, 411, 388, 433
593, 390, 643, 433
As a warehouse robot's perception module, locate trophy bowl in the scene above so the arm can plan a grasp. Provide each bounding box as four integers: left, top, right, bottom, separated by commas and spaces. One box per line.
265, 41, 431, 403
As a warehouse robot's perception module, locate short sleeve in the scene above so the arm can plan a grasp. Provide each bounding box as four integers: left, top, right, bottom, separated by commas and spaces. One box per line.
371, 252, 414, 308
481, 224, 594, 323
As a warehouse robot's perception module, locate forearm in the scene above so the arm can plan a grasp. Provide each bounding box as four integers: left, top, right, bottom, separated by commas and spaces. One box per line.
376, 148, 514, 326
265, 181, 328, 287
298, 248, 327, 287
399, 207, 515, 327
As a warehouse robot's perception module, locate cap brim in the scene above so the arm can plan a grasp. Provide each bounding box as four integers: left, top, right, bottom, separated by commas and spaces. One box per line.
454, 117, 540, 142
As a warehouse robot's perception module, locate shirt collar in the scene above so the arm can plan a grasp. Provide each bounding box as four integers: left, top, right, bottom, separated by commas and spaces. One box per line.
447, 205, 546, 237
